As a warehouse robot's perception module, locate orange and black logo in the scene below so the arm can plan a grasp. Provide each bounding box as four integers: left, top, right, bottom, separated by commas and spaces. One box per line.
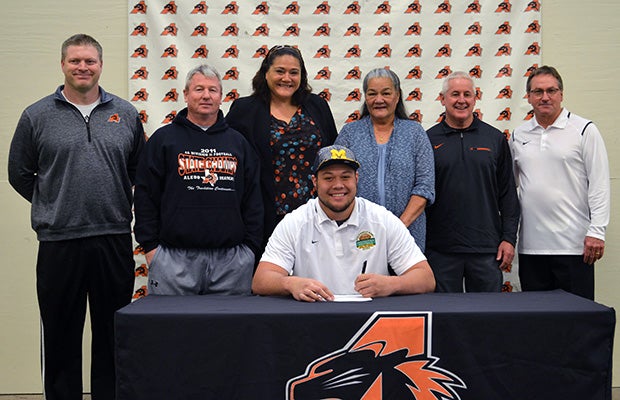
525, 0, 540, 11
525, 41, 540, 55
502, 130, 511, 142
496, 64, 513, 77
345, 88, 362, 101
314, 1, 330, 14
222, 23, 239, 36
132, 67, 149, 80
496, 85, 513, 99
253, 45, 270, 58
192, 23, 208, 36
108, 113, 120, 123
375, 23, 391, 36
131, 45, 148, 58
524, 109, 535, 120
345, 1, 361, 14
409, 110, 423, 122
131, 23, 148, 36
436, 111, 446, 123
435, 44, 452, 57
524, 63, 539, 77
466, 43, 482, 57
314, 23, 330, 36
138, 110, 148, 124
405, 1, 421, 13
473, 109, 483, 120
315, 67, 331, 80
497, 107, 512, 121
345, 110, 361, 123
253, 23, 269, 36
162, 89, 178, 102
223, 45, 239, 58
526, 20, 541, 33
345, 45, 361, 58
436, 66, 452, 79
285, 24, 300, 36
314, 45, 331, 58
162, 110, 177, 124
132, 88, 149, 101
435, 0, 451, 13
224, 89, 240, 102
318, 88, 331, 101
496, 21, 511, 34
502, 280, 513, 292
131, 1, 147, 14
345, 23, 361, 36
469, 65, 482, 78
466, 22, 482, 35
435, 22, 451, 35
253, 2, 269, 15
161, 45, 178, 57
287, 313, 465, 399
284, 2, 300, 14
375, 1, 391, 14
133, 245, 145, 255
496, 0, 511, 12
132, 285, 147, 299
135, 264, 148, 277
222, 1, 238, 14
406, 88, 422, 101
192, 46, 208, 58
496, 43, 512, 56
345, 66, 362, 79
466, 0, 481, 13
191, 1, 207, 14
406, 66, 422, 79
162, 23, 178, 36
224, 67, 239, 80
406, 22, 422, 36
161, 1, 177, 14
375, 44, 391, 57
406, 44, 422, 58
475, 87, 482, 100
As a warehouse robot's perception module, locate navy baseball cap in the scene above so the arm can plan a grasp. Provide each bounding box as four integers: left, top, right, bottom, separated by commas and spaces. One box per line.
312, 145, 361, 174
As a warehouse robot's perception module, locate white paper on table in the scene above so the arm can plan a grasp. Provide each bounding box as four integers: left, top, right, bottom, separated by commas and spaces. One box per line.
332, 294, 373, 302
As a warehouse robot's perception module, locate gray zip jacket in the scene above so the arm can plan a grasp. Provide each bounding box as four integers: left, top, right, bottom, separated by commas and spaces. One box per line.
8, 85, 144, 241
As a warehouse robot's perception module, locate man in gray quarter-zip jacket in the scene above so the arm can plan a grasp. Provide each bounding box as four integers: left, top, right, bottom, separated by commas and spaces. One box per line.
8, 34, 144, 400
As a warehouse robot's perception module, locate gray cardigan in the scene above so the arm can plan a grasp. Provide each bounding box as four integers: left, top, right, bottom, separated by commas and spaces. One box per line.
335, 116, 435, 250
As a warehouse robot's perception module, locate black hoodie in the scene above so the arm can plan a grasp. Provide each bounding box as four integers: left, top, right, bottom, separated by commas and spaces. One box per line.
134, 108, 263, 255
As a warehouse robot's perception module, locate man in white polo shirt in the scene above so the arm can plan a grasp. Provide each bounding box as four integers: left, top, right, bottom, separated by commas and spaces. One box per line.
252, 145, 436, 302
511, 65, 610, 300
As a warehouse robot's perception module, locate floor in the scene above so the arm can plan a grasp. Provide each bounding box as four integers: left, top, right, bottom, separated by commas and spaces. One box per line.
0, 391, 619, 399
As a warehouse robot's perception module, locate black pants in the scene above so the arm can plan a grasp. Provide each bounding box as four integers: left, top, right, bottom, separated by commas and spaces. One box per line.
518, 254, 594, 300
37, 234, 134, 400
425, 250, 503, 293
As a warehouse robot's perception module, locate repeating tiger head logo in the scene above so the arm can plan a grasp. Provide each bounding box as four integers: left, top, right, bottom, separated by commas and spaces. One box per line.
224, 67, 239, 80
406, 22, 422, 36
223, 45, 239, 58
162, 89, 178, 102
435, 44, 452, 57
314, 45, 331, 58
131, 23, 148, 36
466, 22, 482, 35
132, 67, 149, 80
526, 20, 541, 33
375, 44, 391, 57
435, 22, 451, 35
496, 21, 512, 34
525, 0, 540, 11
161, 45, 178, 57
314, 2, 330, 14
223, 23, 239, 36
318, 88, 331, 101
161, 1, 177, 14
285, 24, 300, 36
466, 43, 482, 57
376, 23, 392, 36
406, 66, 422, 80
496, 0, 511, 12
345, 23, 362, 36
435, 66, 452, 79
406, 88, 422, 101
345, 88, 362, 101
469, 65, 482, 78
253, 23, 269, 36
409, 110, 423, 122
497, 107, 512, 121
525, 42, 540, 55
466, 0, 481, 13
253, 2, 269, 15
222, 1, 238, 14
435, 0, 451, 13
315, 67, 331, 80
345, 45, 362, 58
314, 23, 331, 36
345, 1, 361, 14
405, 1, 421, 13
406, 44, 422, 58
138, 110, 148, 124
496, 43, 512, 56
345, 66, 362, 79
284, 1, 300, 14
224, 89, 240, 102
375, 1, 391, 14
496, 64, 513, 77
162, 110, 177, 124
131, 1, 147, 14
132, 88, 149, 101
496, 85, 513, 99
131, 45, 148, 58
345, 110, 361, 123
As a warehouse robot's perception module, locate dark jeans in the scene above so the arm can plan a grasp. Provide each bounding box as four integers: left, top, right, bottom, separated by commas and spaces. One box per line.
425, 249, 502, 293
518, 254, 594, 300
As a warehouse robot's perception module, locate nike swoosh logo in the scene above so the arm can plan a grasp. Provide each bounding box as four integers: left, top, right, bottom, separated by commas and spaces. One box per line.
312, 240, 319, 244
433, 143, 444, 150
522, 140, 531, 145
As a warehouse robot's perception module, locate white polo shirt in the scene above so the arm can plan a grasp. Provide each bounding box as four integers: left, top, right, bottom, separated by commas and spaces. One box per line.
511, 108, 610, 254
260, 197, 426, 295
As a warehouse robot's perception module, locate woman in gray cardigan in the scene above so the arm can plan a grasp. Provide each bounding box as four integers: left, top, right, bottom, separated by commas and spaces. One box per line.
335, 68, 435, 251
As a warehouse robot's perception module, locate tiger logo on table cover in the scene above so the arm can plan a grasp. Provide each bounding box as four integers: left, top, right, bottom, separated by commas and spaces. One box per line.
287, 312, 465, 399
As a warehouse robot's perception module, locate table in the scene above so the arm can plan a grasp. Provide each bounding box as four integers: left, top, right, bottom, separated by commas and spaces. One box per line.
115, 290, 615, 400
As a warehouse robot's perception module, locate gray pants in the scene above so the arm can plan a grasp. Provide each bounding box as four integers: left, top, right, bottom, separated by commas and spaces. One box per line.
148, 244, 254, 295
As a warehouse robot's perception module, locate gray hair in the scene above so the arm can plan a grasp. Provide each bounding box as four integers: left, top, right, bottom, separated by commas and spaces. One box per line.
360, 68, 408, 119
185, 64, 222, 91
441, 71, 475, 95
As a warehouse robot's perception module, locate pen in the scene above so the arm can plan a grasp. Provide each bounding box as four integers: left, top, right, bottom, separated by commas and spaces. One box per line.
361, 260, 367, 274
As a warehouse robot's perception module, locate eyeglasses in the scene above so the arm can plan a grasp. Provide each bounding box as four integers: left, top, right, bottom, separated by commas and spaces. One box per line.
529, 87, 561, 98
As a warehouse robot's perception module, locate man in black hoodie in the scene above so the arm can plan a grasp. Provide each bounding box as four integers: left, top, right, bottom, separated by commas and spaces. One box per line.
134, 64, 263, 295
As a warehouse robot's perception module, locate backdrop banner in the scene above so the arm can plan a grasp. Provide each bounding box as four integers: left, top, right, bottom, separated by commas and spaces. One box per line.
128, 0, 542, 297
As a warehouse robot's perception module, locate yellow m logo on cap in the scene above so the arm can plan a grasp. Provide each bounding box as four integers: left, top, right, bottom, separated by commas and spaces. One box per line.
330, 149, 347, 160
